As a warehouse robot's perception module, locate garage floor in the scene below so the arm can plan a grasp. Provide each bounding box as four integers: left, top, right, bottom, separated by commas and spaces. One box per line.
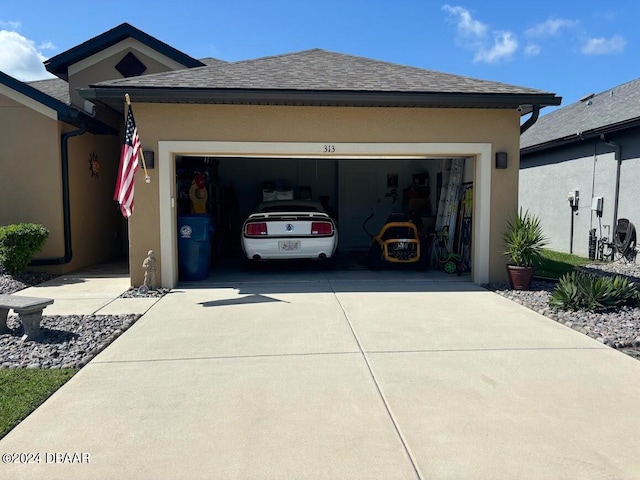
198, 251, 472, 284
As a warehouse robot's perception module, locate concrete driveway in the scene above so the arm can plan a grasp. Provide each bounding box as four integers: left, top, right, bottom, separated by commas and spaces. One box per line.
2, 275, 640, 479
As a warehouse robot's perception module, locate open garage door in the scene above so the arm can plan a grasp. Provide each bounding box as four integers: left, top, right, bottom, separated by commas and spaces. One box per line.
158, 141, 491, 287
174, 155, 473, 278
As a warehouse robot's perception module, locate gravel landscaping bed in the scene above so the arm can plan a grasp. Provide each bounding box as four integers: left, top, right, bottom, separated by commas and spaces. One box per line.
0, 269, 58, 295
0, 314, 140, 369
488, 260, 640, 351
0, 269, 164, 369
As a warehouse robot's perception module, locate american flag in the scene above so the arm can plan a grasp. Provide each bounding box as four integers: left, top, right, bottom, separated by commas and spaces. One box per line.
114, 105, 141, 217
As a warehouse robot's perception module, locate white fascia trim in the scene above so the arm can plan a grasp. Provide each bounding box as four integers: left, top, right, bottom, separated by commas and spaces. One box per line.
68, 38, 187, 77
158, 141, 492, 287
0, 83, 57, 120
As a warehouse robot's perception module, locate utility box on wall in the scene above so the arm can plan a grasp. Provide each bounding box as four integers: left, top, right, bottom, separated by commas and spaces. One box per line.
592, 196, 604, 217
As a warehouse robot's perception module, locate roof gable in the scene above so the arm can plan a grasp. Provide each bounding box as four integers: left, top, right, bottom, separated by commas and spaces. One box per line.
45, 22, 205, 80
521, 77, 640, 152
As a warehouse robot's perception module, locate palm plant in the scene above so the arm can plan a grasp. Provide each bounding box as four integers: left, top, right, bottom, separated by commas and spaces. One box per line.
503, 209, 548, 267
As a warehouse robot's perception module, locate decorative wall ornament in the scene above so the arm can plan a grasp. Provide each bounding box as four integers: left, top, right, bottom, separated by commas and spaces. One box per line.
89, 152, 100, 178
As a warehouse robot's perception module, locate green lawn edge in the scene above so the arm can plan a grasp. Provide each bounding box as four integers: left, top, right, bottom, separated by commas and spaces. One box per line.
536, 249, 595, 280
0, 369, 79, 439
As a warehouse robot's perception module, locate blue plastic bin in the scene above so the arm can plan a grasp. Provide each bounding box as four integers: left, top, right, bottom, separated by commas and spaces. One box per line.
177, 215, 214, 281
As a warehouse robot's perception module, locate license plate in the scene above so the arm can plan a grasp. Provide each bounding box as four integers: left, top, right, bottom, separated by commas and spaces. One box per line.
279, 240, 300, 251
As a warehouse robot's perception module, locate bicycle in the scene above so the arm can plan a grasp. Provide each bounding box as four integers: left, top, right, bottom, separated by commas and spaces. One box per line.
430, 226, 463, 274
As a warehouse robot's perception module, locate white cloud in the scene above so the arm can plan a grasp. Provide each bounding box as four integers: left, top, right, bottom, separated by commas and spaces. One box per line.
581, 35, 626, 55
38, 41, 56, 51
442, 5, 487, 39
524, 43, 541, 56
442, 5, 517, 64
0, 20, 21, 30
525, 18, 578, 38
473, 31, 518, 63
0, 29, 53, 81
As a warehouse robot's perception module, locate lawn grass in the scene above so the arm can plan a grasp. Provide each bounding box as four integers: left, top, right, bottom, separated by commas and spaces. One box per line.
0, 369, 78, 439
536, 249, 594, 280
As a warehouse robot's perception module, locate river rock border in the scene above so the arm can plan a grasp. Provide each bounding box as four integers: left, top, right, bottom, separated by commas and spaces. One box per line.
0, 313, 141, 369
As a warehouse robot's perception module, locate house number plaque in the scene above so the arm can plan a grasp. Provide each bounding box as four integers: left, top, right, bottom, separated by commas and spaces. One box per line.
322, 145, 336, 153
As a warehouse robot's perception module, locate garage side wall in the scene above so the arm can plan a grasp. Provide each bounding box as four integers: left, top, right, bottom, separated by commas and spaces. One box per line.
127, 104, 520, 286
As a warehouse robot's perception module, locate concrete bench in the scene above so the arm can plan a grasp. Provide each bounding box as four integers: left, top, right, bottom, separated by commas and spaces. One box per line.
0, 294, 54, 341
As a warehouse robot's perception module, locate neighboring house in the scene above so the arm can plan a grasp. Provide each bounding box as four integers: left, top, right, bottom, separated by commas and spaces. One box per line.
520, 78, 640, 258
1, 22, 561, 287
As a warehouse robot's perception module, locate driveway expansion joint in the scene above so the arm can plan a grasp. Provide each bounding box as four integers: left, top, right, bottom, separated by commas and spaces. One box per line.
330, 284, 424, 480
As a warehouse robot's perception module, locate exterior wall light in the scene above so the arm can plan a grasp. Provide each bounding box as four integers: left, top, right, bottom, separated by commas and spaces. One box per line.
143, 150, 155, 169
495, 151, 508, 169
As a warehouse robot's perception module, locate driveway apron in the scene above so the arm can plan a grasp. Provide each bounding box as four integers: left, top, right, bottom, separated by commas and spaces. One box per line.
2, 277, 640, 479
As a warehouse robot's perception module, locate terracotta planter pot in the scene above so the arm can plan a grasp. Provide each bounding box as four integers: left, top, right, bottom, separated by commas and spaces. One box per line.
506, 265, 536, 290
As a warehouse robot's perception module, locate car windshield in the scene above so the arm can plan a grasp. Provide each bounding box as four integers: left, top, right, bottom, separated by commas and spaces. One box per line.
259, 205, 320, 213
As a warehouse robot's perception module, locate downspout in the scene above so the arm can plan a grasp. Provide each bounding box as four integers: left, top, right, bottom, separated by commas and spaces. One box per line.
600, 134, 622, 231
520, 105, 540, 135
30, 123, 87, 266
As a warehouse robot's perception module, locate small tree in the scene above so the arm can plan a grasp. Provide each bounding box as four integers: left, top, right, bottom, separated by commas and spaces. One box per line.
0, 223, 49, 275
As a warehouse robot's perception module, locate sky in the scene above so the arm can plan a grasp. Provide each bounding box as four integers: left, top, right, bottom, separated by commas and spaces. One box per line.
1, 0, 638, 115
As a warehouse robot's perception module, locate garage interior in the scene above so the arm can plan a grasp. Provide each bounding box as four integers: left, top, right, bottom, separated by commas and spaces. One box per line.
175, 155, 474, 277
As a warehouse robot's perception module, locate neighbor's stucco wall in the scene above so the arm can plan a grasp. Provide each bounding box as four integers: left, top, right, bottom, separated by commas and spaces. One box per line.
0, 93, 65, 260
124, 103, 520, 286
521, 129, 640, 258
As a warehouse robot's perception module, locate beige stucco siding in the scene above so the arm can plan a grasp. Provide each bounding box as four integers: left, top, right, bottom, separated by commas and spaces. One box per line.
126, 103, 520, 285
0, 94, 64, 260
0, 88, 122, 274
65, 128, 122, 272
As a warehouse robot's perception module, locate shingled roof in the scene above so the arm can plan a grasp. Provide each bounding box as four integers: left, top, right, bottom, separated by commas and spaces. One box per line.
521, 77, 640, 153
27, 78, 70, 105
81, 49, 561, 111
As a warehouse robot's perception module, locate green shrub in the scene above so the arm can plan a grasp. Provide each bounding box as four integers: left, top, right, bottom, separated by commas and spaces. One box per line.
503, 209, 548, 267
549, 271, 639, 312
0, 223, 49, 275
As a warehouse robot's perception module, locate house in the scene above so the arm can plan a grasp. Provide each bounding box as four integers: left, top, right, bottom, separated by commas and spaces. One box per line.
1, 22, 561, 287
520, 78, 640, 259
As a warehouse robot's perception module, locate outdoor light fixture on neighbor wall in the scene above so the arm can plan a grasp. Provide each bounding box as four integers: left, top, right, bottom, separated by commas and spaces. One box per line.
495, 151, 508, 169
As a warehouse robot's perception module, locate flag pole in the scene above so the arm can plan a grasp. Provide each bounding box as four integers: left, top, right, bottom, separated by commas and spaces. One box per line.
124, 93, 150, 182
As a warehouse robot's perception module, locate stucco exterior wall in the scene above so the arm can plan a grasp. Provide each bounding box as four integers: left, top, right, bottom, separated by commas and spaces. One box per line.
124, 103, 520, 286
0, 94, 64, 260
0, 87, 122, 274
521, 129, 640, 258
64, 128, 122, 272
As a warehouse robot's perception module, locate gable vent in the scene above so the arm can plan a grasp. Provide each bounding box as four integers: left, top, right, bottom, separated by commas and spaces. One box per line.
115, 52, 147, 78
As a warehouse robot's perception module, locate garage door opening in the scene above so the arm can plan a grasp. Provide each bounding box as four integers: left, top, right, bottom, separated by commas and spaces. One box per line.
174, 155, 474, 280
